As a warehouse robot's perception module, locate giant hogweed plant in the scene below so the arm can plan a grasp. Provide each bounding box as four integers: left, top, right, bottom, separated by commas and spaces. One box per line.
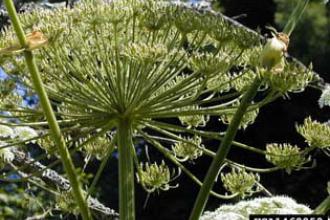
0, 0, 328, 219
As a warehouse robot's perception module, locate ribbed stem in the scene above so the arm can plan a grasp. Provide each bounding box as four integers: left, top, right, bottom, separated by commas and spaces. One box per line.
118, 119, 135, 220
189, 78, 261, 220
3, 1, 91, 219
313, 195, 330, 214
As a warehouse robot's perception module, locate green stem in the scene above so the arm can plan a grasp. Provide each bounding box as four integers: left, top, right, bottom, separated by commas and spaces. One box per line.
313, 195, 330, 214
3, 1, 91, 219
118, 119, 135, 220
283, 0, 309, 36
189, 78, 261, 220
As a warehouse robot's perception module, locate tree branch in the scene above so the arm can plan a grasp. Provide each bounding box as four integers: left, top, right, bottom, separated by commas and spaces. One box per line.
11, 148, 119, 219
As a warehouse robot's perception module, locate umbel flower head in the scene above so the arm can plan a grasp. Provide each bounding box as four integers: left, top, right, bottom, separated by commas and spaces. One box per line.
56, 190, 80, 215
296, 117, 330, 149
0, 0, 314, 200
172, 135, 203, 162
221, 168, 260, 198
136, 161, 179, 193
265, 143, 310, 174
201, 196, 312, 220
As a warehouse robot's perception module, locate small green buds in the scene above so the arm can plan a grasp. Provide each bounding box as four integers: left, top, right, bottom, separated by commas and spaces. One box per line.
232, 70, 256, 93
172, 135, 203, 162
260, 62, 313, 94
265, 143, 309, 174
37, 136, 57, 155
206, 73, 232, 94
260, 33, 289, 70
136, 161, 179, 193
83, 136, 109, 160
173, 9, 202, 34
189, 52, 231, 76
56, 191, 80, 215
220, 105, 259, 129
125, 43, 168, 63
179, 105, 209, 128
221, 168, 260, 198
138, 3, 168, 31
296, 117, 330, 148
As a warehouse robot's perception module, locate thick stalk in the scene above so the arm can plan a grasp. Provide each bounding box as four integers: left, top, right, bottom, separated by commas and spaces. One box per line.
3, 0, 91, 219
313, 195, 330, 214
118, 119, 135, 220
189, 78, 261, 220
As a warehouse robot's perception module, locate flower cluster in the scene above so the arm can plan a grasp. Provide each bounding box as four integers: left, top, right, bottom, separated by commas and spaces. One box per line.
265, 143, 309, 174
201, 196, 311, 220
221, 168, 260, 198
172, 135, 203, 162
220, 104, 259, 129
56, 191, 80, 215
296, 117, 330, 148
136, 161, 179, 193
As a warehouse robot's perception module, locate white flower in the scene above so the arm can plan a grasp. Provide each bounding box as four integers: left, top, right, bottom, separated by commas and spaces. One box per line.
14, 127, 39, 143
201, 211, 244, 220
201, 196, 311, 220
318, 85, 330, 108
0, 142, 15, 168
0, 125, 14, 138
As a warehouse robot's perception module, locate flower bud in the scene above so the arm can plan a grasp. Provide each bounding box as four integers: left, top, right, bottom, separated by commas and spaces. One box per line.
260, 33, 289, 70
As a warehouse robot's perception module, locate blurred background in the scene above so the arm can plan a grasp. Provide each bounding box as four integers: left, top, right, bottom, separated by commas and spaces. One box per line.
0, 0, 329, 219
